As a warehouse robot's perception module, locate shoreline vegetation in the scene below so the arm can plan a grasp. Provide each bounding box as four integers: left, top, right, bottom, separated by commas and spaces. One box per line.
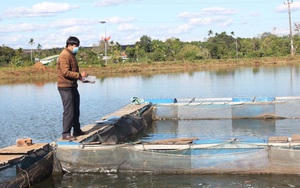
0, 56, 299, 85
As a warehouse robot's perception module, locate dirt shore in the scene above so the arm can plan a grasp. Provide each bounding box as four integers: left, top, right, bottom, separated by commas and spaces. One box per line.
0, 57, 299, 84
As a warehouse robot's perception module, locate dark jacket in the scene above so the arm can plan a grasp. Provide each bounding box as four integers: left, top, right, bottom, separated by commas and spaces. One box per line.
57, 48, 81, 88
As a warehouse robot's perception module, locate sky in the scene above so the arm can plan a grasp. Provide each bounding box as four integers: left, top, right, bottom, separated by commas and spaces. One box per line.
1, 0, 300, 49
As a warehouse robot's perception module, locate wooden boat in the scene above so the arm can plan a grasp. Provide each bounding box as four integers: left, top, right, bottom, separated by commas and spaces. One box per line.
0, 143, 54, 188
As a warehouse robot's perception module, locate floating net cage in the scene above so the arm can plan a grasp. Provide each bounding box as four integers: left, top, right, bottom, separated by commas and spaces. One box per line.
56, 97, 300, 174
152, 97, 300, 120
56, 141, 300, 174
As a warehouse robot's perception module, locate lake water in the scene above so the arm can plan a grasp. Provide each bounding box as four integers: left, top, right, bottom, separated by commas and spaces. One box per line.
1, 65, 300, 187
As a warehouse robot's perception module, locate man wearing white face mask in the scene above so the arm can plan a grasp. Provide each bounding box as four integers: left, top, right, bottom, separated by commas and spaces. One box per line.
57, 36, 88, 140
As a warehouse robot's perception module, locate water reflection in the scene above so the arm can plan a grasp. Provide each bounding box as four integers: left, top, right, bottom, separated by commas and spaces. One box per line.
143, 119, 300, 143
35, 173, 300, 188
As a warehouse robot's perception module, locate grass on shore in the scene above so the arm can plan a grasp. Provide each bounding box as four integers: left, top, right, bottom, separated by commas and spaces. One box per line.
0, 56, 299, 84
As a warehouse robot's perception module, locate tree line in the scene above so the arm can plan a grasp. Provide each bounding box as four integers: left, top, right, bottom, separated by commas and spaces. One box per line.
1, 31, 299, 67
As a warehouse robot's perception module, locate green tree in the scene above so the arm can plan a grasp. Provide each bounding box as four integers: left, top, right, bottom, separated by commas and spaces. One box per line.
208, 29, 214, 37
177, 44, 205, 61
29, 38, 34, 65
259, 35, 289, 57
231, 31, 238, 59
125, 45, 136, 62
164, 37, 183, 61
148, 39, 166, 61
0, 45, 15, 66
239, 38, 255, 58
206, 32, 236, 59
37, 43, 42, 61
293, 35, 300, 54
138, 35, 152, 53
109, 41, 123, 63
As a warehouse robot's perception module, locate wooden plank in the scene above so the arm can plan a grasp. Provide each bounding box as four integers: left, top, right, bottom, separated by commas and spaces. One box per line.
0, 143, 49, 154
76, 123, 111, 143
291, 134, 300, 143
268, 136, 288, 143
0, 155, 23, 165
58, 104, 148, 143
57, 123, 111, 143
148, 137, 198, 145
101, 104, 148, 120
132, 143, 295, 150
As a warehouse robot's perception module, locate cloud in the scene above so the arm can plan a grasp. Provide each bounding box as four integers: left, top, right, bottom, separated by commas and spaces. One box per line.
276, 2, 300, 12
93, 0, 139, 7
249, 11, 260, 17
201, 7, 238, 15
171, 17, 232, 35
189, 17, 217, 25
60, 25, 88, 36
171, 7, 238, 36
179, 7, 237, 19
51, 18, 97, 28
240, 20, 248, 25
0, 15, 137, 39
118, 23, 140, 31
169, 24, 191, 34
36, 34, 67, 49
0, 18, 91, 34
106, 16, 136, 24
113, 30, 141, 44
178, 12, 202, 19
0, 23, 41, 33
3, 2, 79, 18
174, 6, 238, 35
218, 19, 233, 27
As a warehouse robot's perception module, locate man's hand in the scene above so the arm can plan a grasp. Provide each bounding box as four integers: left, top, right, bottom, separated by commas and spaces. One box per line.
81, 72, 88, 77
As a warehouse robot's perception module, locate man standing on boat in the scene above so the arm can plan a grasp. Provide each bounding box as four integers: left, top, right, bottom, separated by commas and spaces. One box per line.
57, 36, 87, 140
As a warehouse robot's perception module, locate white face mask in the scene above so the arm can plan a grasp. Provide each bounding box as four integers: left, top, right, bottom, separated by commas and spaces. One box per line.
72, 47, 79, 54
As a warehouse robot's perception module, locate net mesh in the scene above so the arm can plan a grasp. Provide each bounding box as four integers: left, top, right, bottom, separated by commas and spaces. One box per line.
153, 98, 300, 120
56, 142, 300, 174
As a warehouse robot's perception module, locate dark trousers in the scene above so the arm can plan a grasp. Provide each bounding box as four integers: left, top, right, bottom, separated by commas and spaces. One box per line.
58, 87, 81, 136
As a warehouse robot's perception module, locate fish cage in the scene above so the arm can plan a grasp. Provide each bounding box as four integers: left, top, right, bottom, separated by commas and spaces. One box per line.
55, 97, 300, 174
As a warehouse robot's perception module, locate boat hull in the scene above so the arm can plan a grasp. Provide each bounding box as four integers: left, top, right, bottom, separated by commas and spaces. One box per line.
0, 151, 53, 188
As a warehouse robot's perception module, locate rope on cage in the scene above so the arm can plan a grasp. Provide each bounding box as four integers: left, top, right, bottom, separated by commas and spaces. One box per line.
19, 167, 32, 188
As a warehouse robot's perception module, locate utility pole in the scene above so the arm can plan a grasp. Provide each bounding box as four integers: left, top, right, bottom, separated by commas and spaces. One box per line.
285, 0, 295, 56
99, 21, 107, 65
